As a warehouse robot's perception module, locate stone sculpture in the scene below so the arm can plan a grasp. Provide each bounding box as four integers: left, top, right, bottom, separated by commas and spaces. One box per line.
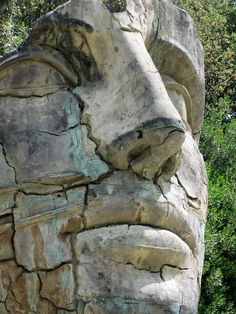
0, 0, 207, 313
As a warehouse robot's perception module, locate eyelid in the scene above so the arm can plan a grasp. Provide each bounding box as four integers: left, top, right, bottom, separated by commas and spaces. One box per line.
0, 51, 78, 85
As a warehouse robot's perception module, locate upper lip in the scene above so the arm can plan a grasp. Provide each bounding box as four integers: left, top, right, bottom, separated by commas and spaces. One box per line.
84, 173, 200, 255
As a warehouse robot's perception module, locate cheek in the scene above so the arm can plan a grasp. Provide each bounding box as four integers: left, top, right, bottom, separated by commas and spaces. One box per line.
176, 132, 208, 221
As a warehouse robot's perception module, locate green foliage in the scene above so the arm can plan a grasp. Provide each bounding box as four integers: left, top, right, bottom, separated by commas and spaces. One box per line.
102, 0, 126, 12
173, 0, 236, 104
173, 0, 236, 312
0, 0, 127, 54
0, 0, 67, 55
199, 104, 236, 313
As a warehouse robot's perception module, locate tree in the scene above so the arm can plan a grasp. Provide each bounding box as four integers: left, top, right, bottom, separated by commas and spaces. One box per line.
0, 0, 67, 56
173, 0, 236, 312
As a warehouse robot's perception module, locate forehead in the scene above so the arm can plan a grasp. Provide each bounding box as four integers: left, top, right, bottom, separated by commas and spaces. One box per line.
0, 0, 204, 135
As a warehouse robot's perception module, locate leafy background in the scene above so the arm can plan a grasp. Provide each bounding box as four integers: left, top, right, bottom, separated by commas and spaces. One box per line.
0, 0, 235, 312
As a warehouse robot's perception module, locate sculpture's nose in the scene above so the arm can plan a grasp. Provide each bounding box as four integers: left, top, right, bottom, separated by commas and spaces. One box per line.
76, 31, 185, 179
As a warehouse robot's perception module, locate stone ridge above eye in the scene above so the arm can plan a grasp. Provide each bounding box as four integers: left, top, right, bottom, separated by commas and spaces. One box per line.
0, 49, 77, 97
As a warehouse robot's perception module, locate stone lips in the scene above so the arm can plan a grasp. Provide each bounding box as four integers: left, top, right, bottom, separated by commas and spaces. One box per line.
76, 225, 198, 310
85, 169, 205, 255
75, 225, 193, 272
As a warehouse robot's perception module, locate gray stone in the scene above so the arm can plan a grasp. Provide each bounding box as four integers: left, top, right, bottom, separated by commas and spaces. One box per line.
14, 187, 85, 270
0, 145, 15, 189
84, 298, 181, 314
0, 92, 109, 184
85, 171, 204, 252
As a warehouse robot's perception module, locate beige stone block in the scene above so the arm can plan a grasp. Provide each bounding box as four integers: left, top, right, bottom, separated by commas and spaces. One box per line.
0, 223, 14, 261
0, 261, 23, 302
5, 272, 56, 314
40, 264, 76, 310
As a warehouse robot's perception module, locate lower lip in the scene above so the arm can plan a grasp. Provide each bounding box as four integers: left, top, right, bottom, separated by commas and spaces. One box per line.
75, 224, 193, 272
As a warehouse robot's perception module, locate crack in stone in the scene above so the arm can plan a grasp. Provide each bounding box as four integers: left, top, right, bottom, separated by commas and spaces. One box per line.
0, 87, 69, 98
8, 290, 22, 309
76, 299, 86, 313
17, 187, 64, 197
128, 129, 185, 180
75, 221, 195, 257
79, 249, 164, 276
10, 194, 21, 267
160, 264, 189, 282
0, 143, 17, 184
156, 184, 170, 220
33, 123, 79, 137
31, 260, 73, 274
175, 173, 198, 201
70, 234, 79, 310
70, 91, 112, 182
0, 301, 10, 313
0, 258, 15, 264
37, 273, 57, 311
0, 213, 13, 225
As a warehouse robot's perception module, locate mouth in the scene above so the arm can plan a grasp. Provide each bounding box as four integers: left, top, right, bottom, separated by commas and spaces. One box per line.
75, 224, 193, 273
84, 170, 202, 255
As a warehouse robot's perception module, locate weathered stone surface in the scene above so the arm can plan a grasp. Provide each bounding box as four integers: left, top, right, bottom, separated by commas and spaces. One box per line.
85, 171, 204, 252
0, 302, 9, 314
14, 187, 85, 270
0, 261, 23, 302
75, 225, 198, 310
73, 36, 185, 176
0, 91, 109, 184
20, 183, 63, 195
0, 190, 15, 216
0, 60, 70, 97
176, 132, 208, 200
75, 225, 193, 272
5, 272, 56, 314
40, 264, 76, 310
0, 222, 14, 261
0, 145, 15, 189
130, 130, 185, 179
57, 310, 77, 314
84, 298, 181, 314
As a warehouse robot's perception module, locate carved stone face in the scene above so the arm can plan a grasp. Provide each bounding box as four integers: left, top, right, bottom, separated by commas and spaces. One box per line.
0, 0, 207, 313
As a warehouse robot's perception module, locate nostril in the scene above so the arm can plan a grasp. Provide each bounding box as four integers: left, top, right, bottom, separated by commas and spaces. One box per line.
136, 130, 143, 139
127, 144, 149, 163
